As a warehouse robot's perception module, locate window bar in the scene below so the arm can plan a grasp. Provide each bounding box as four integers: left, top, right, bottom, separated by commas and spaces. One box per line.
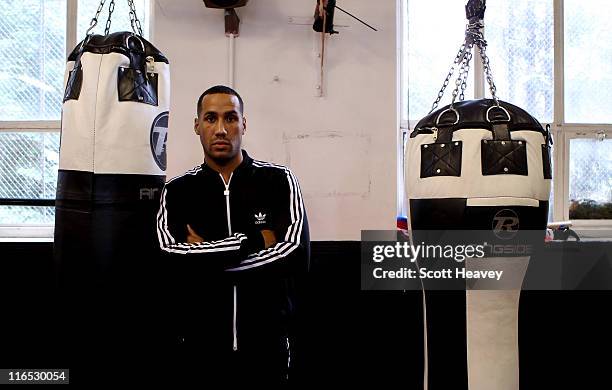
0, 199, 55, 207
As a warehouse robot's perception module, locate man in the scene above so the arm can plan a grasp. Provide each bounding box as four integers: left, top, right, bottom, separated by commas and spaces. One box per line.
156, 85, 309, 384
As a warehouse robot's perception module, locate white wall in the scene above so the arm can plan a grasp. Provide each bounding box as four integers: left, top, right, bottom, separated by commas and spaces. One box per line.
153, 0, 398, 240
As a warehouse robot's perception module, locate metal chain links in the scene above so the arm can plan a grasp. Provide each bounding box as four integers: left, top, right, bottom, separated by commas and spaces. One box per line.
459, 48, 473, 101
477, 36, 500, 106
85, 0, 107, 36
429, 44, 466, 114
428, 19, 501, 114
128, 0, 144, 36
84, 0, 143, 37
452, 42, 474, 104
104, 0, 116, 35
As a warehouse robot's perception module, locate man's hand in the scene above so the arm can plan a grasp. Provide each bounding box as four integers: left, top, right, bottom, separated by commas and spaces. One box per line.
261, 229, 277, 249
186, 224, 204, 243
187, 224, 276, 249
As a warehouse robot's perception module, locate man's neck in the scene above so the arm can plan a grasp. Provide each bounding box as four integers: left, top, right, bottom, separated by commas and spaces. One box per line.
205, 152, 243, 183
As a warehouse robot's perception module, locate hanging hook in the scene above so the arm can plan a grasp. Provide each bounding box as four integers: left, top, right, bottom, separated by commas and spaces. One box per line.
465, 0, 486, 23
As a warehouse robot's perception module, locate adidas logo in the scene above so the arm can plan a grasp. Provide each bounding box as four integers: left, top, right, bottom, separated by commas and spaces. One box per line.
254, 212, 266, 225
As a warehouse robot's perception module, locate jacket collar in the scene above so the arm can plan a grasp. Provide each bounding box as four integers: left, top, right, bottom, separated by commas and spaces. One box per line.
201, 149, 252, 175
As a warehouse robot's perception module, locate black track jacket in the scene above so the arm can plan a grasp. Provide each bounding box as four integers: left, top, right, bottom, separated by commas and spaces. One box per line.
156, 150, 309, 376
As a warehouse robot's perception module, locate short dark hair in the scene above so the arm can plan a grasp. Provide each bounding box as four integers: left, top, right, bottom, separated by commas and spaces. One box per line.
196, 85, 244, 117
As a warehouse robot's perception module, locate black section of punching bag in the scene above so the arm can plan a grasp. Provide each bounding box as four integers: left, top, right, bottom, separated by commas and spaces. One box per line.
409, 199, 549, 231
410, 99, 545, 138
67, 32, 169, 64
464, 201, 549, 231
410, 198, 468, 229
424, 290, 468, 389
411, 227, 469, 389
56, 169, 165, 202
56, 169, 165, 203
54, 170, 165, 381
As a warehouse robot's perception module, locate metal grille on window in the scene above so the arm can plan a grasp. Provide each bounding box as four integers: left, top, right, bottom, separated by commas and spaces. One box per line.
569, 138, 612, 219
565, 0, 612, 124
486, 0, 554, 123
406, 0, 473, 121
0, 132, 60, 224
0, 0, 67, 121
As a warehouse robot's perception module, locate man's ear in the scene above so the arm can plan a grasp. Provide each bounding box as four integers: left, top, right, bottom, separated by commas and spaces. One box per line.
194, 117, 200, 135
242, 116, 247, 135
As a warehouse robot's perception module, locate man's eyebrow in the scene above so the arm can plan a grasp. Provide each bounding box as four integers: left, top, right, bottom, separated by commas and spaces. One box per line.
203, 109, 239, 116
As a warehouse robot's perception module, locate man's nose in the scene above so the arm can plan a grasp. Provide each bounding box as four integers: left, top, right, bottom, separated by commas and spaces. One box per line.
214, 121, 227, 136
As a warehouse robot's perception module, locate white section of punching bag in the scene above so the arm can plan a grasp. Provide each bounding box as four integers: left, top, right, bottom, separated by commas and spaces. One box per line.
60, 56, 102, 172
465, 256, 530, 390
405, 129, 551, 202
60, 52, 169, 175
466, 197, 540, 207
94, 52, 169, 175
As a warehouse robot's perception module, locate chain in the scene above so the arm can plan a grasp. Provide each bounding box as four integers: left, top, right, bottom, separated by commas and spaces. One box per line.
85, 0, 107, 36
83, 0, 143, 38
103, 0, 115, 35
428, 19, 502, 113
429, 43, 467, 114
128, 0, 144, 36
459, 48, 473, 101
428, 67, 454, 114
451, 41, 474, 104
476, 38, 499, 106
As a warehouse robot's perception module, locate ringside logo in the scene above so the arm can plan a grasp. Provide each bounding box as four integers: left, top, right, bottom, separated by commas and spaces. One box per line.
150, 111, 169, 171
492, 209, 520, 240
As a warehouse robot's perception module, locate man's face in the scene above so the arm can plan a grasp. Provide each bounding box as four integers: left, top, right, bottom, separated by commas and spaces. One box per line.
194, 93, 246, 164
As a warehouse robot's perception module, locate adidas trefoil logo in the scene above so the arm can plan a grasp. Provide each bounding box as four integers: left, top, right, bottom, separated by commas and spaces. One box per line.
254, 212, 266, 225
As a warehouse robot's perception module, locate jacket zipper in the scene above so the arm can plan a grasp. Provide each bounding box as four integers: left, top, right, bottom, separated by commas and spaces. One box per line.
221, 172, 233, 235
233, 285, 238, 351
220, 173, 238, 351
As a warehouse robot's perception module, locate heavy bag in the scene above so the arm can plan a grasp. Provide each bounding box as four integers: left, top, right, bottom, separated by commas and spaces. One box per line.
405, 99, 552, 390
54, 31, 170, 362
403, 1, 552, 387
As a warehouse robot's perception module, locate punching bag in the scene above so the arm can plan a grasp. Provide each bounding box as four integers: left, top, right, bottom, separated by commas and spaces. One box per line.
54, 4, 170, 371
404, 1, 551, 389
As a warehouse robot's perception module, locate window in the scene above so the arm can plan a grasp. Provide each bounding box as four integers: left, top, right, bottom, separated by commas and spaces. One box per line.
564, 0, 612, 124
486, 1, 554, 123
0, 0, 149, 236
563, 0, 612, 223
568, 137, 611, 220
400, 0, 612, 228
403, 0, 473, 123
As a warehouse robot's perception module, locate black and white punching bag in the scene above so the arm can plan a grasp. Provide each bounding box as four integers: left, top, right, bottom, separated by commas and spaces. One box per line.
54, 26, 170, 362
404, 1, 551, 389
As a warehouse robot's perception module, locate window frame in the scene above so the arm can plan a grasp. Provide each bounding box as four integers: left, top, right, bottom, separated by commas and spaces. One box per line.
400, 0, 612, 232
0, 0, 152, 238
0, 1, 73, 237
553, 0, 611, 229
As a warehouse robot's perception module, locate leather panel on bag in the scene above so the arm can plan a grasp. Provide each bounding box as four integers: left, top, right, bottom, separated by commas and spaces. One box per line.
63, 67, 83, 102
117, 67, 158, 106
420, 141, 463, 178
481, 140, 528, 176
